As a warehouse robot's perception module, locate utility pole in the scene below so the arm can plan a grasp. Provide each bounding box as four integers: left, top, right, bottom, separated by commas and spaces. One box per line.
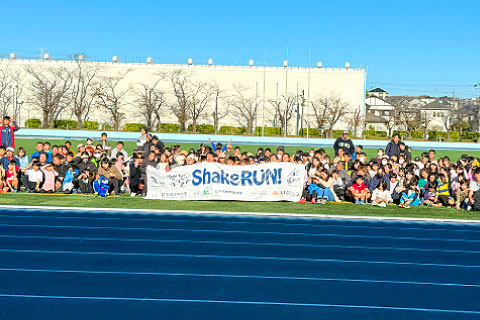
262, 46, 266, 137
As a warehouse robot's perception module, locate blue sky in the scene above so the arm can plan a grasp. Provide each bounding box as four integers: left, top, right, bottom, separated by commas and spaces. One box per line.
1, 0, 479, 97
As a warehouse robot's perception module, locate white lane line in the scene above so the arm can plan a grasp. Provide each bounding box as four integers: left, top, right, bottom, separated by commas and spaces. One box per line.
1, 234, 479, 254
1, 268, 479, 288
1, 223, 479, 243
0, 294, 479, 314
1, 204, 480, 224
1, 214, 480, 233
1, 249, 479, 268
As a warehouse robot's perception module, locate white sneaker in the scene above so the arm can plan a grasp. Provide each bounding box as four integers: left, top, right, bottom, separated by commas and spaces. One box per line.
379, 202, 387, 207
130, 192, 136, 197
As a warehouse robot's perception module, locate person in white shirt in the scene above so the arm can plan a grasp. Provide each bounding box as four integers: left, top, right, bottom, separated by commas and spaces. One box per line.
22, 162, 43, 192
371, 181, 392, 207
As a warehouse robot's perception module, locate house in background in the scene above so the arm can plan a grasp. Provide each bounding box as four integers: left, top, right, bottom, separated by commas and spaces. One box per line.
368, 87, 388, 99
419, 100, 453, 131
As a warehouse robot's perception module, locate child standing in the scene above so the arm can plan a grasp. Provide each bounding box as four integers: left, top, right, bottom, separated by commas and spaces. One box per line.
371, 181, 392, 207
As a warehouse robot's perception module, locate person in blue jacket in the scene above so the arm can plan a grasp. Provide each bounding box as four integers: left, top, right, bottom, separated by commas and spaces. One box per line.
0, 116, 20, 148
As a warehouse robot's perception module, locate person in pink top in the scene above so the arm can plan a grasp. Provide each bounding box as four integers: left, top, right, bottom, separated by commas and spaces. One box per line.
40, 163, 58, 193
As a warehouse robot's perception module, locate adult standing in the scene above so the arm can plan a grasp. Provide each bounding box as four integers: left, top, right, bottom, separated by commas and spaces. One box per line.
385, 134, 401, 159
333, 130, 354, 156
0, 116, 20, 148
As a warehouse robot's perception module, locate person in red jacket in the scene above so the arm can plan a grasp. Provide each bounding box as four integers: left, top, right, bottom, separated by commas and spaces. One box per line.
0, 116, 20, 148
350, 176, 371, 205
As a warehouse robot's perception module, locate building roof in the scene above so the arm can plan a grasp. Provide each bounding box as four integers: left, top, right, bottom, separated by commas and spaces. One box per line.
420, 100, 452, 110
365, 112, 387, 123
368, 88, 387, 93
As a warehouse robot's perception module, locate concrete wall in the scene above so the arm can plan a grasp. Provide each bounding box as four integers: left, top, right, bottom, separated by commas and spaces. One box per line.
0, 58, 366, 133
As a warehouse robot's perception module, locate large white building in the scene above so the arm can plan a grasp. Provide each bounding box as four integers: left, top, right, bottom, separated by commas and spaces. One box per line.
0, 56, 366, 134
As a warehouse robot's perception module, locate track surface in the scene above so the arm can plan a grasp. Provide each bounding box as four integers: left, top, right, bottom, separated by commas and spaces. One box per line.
1, 208, 480, 319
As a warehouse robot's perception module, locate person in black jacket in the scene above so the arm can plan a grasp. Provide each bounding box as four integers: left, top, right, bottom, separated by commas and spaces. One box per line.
385, 134, 401, 158
129, 155, 144, 196
333, 130, 354, 156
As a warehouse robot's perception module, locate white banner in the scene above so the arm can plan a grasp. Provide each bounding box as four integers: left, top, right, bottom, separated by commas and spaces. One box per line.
146, 162, 305, 202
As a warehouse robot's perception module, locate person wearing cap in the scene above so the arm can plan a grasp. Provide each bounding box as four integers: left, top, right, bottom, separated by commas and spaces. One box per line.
1, 146, 20, 171
0, 116, 20, 148
333, 130, 354, 156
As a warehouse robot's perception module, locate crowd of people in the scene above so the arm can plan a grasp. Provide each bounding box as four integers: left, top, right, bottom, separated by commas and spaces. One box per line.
0, 115, 480, 211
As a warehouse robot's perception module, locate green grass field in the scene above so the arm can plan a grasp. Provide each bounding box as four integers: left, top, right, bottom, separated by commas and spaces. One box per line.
14, 138, 480, 160
3, 137, 479, 221
0, 193, 479, 220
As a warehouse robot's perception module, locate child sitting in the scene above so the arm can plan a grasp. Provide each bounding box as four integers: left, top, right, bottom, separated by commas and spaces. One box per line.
436, 174, 455, 207
93, 174, 110, 197
3, 161, 19, 193
371, 181, 392, 207
399, 180, 420, 208
455, 180, 470, 210
422, 181, 442, 207
350, 176, 370, 205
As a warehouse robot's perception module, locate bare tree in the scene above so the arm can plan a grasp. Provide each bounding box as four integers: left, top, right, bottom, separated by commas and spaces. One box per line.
269, 93, 298, 137
383, 110, 398, 137
187, 81, 213, 132
168, 70, 191, 131
310, 96, 330, 135
399, 110, 421, 135
229, 84, 259, 134
137, 75, 167, 131
71, 55, 102, 127
420, 111, 432, 137
211, 82, 229, 134
0, 63, 24, 119
94, 70, 131, 131
348, 107, 364, 137
313, 95, 349, 137
26, 66, 73, 128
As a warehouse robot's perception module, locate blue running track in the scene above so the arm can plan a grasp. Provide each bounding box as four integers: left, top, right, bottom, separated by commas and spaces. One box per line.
1, 208, 480, 319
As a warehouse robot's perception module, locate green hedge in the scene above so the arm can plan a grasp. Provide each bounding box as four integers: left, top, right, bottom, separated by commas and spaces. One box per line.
448, 131, 460, 141
362, 130, 387, 139
160, 123, 180, 133
392, 130, 409, 139
25, 118, 42, 128
187, 124, 215, 134
298, 128, 320, 136
332, 130, 352, 137
219, 126, 247, 135
100, 123, 112, 131
83, 121, 99, 130
255, 126, 283, 136
122, 123, 145, 132
410, 131, 423, 139
428, 131, 462, 141
462, 132, 478, 141
53, 120, 78, 129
